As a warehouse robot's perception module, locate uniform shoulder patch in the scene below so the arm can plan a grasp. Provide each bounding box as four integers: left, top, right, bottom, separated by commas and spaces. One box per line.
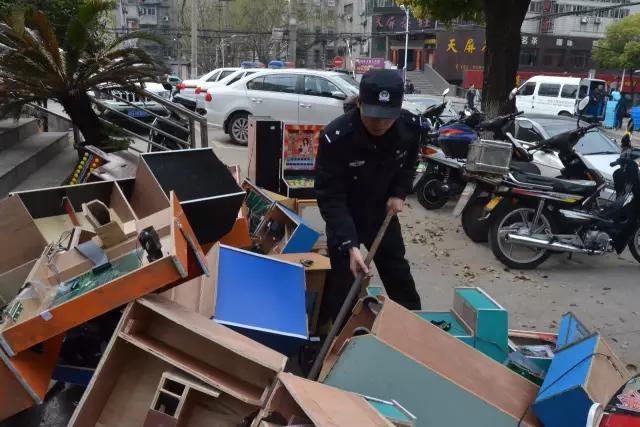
323, 112, 355, 144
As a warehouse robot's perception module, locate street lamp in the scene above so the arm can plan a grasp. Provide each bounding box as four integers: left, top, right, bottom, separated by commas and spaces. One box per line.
399, 4, 410, 84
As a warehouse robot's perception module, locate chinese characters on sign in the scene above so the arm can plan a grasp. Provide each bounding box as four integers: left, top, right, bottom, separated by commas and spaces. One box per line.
355, 58, 385, 74
447, 38, 485, 55
373, 14, 434, 32
434, 30, 485, 81
521, 36, 539, 46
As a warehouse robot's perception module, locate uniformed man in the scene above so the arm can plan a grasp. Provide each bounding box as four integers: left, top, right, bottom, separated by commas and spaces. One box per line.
315, 69, 422, 324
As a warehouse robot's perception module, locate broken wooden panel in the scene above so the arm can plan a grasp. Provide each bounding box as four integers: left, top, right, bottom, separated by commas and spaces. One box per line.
253, 204, 319, 255
0, 334, 64, 420
251, 372, 395, 427
320, 297, 541, 427
162, 244, 218, 318
0, 192, 204, 357
140, 149, 245, 245
69, 295, 287, 427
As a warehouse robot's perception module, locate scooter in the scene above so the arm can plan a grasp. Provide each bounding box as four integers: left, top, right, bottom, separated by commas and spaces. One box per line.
414, 109, 524, 210
454, 94, 620, 243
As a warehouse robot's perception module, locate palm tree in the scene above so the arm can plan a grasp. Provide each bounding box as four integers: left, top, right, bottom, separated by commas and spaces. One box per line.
0, 0, 166, 150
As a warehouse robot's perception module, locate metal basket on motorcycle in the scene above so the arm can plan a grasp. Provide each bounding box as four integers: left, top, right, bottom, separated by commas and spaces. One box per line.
465, 139, 513, 175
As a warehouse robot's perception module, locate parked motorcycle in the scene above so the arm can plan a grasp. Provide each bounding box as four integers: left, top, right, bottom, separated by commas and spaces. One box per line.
454, 94, 619, 243
483, 100, 640, 269
414, 109, 524, 210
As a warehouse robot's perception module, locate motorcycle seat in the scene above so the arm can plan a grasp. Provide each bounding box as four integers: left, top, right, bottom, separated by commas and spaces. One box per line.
512, 171, 596, 196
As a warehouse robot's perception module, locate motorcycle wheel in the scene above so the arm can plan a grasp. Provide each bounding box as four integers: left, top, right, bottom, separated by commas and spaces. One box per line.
416, 173, 448, 210
461, 196, 491, 243
488, 205, 557, 270
628, 223, 640, 264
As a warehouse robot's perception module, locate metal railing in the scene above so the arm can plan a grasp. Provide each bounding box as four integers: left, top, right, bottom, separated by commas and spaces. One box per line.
26, 86, 210, 153
90, 87, 209, 152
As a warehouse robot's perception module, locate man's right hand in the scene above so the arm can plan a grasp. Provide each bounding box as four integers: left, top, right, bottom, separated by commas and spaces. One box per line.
349, 247, 369, 277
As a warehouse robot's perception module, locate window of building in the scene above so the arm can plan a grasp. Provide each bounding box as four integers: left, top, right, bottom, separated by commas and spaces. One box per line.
519, 49, 538, 67
569, 50, 589, 68
140, 7, 156, 15
561, 84, 578, 98
343, 3, 353, 16
543, 49, 564, 67
538, 83, 561, 97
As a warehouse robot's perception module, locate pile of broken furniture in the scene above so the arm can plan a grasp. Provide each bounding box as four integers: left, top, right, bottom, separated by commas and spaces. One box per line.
0, 147, 636, 427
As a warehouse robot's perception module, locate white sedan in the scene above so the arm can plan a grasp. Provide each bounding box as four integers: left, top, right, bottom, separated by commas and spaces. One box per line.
204, 69, 422, 145
176, 67, 239, 101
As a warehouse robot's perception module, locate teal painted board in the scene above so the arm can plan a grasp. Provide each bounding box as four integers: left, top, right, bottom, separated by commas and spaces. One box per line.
367, 286, 384, 297
367, 401, 409, 421
450, 287, 509, 363
455, 288, 499, 310
324, 336, 535, 427
365, 398, 415, 427
475, 308, 509, 363
414, 312, 471, 338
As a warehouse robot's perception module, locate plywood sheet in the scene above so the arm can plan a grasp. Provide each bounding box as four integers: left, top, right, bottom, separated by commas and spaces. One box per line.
325, 336, 537, 427
370, 298, 539, 425
0, 256, 182, 355
137, 295, 287, 374
162, 245, 218, 317
277, 372, 393, 427
0, 197, 46, 274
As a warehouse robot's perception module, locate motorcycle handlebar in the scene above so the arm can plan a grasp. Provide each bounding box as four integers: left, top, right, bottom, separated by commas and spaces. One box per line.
530, 123, 599, 151
476, 111, 525, 130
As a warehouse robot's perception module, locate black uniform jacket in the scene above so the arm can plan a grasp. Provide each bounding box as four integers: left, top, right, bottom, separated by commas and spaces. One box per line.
314, 108, 421, 251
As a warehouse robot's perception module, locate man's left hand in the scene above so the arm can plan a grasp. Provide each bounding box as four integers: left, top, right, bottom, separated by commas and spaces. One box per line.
387, 197, 404, 214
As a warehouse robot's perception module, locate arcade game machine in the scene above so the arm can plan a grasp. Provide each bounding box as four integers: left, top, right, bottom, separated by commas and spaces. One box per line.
281, 124, 323, 199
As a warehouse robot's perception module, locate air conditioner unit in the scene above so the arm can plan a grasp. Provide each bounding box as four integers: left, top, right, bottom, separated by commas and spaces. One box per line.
163, 16, 169, 22
580, 17, 588, 24
594, 17, 601, 24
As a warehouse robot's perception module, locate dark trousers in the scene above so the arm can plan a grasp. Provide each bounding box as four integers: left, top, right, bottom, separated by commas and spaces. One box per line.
319, 216, 422, 325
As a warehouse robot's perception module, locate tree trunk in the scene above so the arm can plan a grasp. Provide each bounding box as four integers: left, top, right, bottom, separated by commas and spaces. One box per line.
57, 93, 109, 150
481, 0, 531, 117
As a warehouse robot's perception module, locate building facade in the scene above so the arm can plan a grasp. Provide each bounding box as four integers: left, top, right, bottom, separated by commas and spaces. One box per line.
112, 0, 172, 62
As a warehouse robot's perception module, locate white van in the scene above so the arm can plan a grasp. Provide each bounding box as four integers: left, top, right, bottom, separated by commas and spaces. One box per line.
515, 75, 606, 117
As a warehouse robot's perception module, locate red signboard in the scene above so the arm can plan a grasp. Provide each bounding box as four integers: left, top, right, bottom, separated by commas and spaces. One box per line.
333, 56, 344, 68
464, 69, 640, 94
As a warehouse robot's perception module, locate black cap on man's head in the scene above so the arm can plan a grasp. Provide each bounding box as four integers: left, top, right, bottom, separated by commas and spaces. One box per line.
359, 69, 404, 119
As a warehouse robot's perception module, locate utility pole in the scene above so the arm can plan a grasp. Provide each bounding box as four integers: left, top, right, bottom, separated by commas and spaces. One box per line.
191, 0, 198, 78
400, 4, 409, 84
288, 0, 297, 66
